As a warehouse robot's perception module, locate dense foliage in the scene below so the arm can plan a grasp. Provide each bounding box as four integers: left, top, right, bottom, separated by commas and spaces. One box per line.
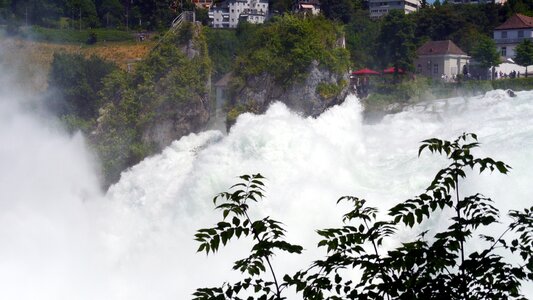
471, 35, 501, 70
94, 22, 211, 185
0, 0, 179, 30
195, 134, 533, 299
48, 52, 117, 121
205, 28, 238, 81
376, 10, 416, 73
233, 15, 350, 86
514, 39, 533, 77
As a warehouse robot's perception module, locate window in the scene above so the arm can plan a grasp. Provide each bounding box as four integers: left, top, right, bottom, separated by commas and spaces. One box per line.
502, 31, 507, 38
519, 30, 524, 38
501, 47, 507, 57
433, 64, 438, 74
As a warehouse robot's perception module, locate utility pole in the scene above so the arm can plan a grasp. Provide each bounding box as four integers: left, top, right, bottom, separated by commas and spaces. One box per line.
79, 8, 82, 31
25, 5, 28, 26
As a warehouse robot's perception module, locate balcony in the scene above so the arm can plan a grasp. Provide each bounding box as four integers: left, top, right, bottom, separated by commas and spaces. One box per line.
494, 37, 533, 44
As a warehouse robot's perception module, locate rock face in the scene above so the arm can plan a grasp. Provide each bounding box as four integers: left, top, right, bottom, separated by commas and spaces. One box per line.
233, 60, 350, 117
141, 96, 210, 150
139, 23, 211, 152
92, 22, 212, 187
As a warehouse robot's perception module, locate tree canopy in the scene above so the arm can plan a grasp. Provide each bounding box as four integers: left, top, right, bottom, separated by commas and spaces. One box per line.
376, 10, 416, 74
471, 35, 501, 70
514, 39, 533, 77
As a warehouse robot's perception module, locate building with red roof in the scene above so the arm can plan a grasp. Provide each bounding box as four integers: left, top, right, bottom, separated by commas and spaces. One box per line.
415, 40, 470, 79
494, 13, 533, 59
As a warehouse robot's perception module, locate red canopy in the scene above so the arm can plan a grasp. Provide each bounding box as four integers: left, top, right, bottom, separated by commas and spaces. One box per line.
383, 67, 405, 74
352, 68, 380, 75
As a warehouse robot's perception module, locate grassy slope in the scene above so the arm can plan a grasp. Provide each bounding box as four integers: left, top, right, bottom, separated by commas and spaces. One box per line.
0, 37, 154, 91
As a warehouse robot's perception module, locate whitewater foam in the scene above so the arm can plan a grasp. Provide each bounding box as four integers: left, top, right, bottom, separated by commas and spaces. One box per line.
1, 91, 532, 298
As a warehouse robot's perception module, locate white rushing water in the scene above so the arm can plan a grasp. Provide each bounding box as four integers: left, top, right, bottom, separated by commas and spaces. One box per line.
1, 89, 532, 299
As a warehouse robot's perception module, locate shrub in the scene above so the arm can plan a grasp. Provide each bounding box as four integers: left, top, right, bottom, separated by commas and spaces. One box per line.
234, 15, 350, 86
316, 80, 346, 99
86, 32, 97, 44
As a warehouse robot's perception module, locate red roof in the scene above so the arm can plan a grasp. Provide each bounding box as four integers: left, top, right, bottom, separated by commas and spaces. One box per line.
495, 14, 533, 30
352, 68, 380, 75
416, 40, 467, 56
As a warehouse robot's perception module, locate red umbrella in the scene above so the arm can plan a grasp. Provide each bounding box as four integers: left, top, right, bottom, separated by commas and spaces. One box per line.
352, 68, 380, 75
383, 67, 405, 74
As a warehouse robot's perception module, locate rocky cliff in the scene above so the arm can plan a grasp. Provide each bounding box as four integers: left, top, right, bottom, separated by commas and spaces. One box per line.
233, 60, 350, 118
222, 15, 351, 127
93, 22, 211, 186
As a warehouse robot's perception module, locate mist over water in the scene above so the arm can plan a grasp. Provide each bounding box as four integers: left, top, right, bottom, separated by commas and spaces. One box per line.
1, 84, 532, 297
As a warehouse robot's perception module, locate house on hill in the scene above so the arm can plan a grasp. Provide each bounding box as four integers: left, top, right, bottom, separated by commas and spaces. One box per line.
368, 0, 421, 19
208, 0, 269, 28
415, 40, 470, 79
494, 13, 533, 60
293, 0, 321, 15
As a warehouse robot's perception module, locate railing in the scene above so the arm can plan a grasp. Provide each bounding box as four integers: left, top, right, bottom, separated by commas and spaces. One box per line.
153, 11, 196, 49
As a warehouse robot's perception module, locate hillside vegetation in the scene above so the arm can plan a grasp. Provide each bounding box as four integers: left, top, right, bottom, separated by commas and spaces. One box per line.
0, 37, 153, 91
90, 22, 211, 185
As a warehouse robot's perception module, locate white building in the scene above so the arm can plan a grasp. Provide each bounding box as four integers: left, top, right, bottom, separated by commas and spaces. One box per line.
493, 13, 533, 60
369, 0, 421, 19
415, 40, 470, 79
208, 0, 269, 28
450, 0, 506, 4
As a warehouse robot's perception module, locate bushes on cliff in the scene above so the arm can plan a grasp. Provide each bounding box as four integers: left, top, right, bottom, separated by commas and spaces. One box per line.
48, 52, 117, 122
205, 28, 239, 81
234, 15, 350, 86
94, 22, 211, 185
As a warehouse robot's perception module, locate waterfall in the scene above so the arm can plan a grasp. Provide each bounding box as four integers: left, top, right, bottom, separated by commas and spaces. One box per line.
1, 90, 532, 299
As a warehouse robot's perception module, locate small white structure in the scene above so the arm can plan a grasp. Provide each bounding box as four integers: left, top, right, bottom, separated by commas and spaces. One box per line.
293, 0, 321, 15
494, 13, 533, 60
368, 0, 421, 19
450, 0, 506, 4
415, 40, 470, 79
209, 0, 269, 28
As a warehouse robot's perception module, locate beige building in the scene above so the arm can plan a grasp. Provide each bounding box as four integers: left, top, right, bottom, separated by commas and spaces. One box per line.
493, 13, 533, 60
415, 40, 470, 80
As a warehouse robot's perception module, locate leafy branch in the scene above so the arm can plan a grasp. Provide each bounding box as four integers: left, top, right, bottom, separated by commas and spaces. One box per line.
193, 174, 303, 300
194, 134, 532, 299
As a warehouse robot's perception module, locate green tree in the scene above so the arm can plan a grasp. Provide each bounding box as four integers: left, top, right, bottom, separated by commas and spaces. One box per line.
270, 0, 292, 13
320, 0, 354, 24
471, 35, 501, 79
64, 0, 99, 28
345, 10, 380, 69
195, 133, 533, 299
234, 15, 349, 86
376, 10, 416, 79
194, 174, 303, 299
130, 0, 176, 30
205, 28, 239, 80
97, 0, 124, 27
514, 39, 533, 78
48, 52, 117, 121
9, 0, 63, 26
0, 0, 11, 19
94, 22, 211, 186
